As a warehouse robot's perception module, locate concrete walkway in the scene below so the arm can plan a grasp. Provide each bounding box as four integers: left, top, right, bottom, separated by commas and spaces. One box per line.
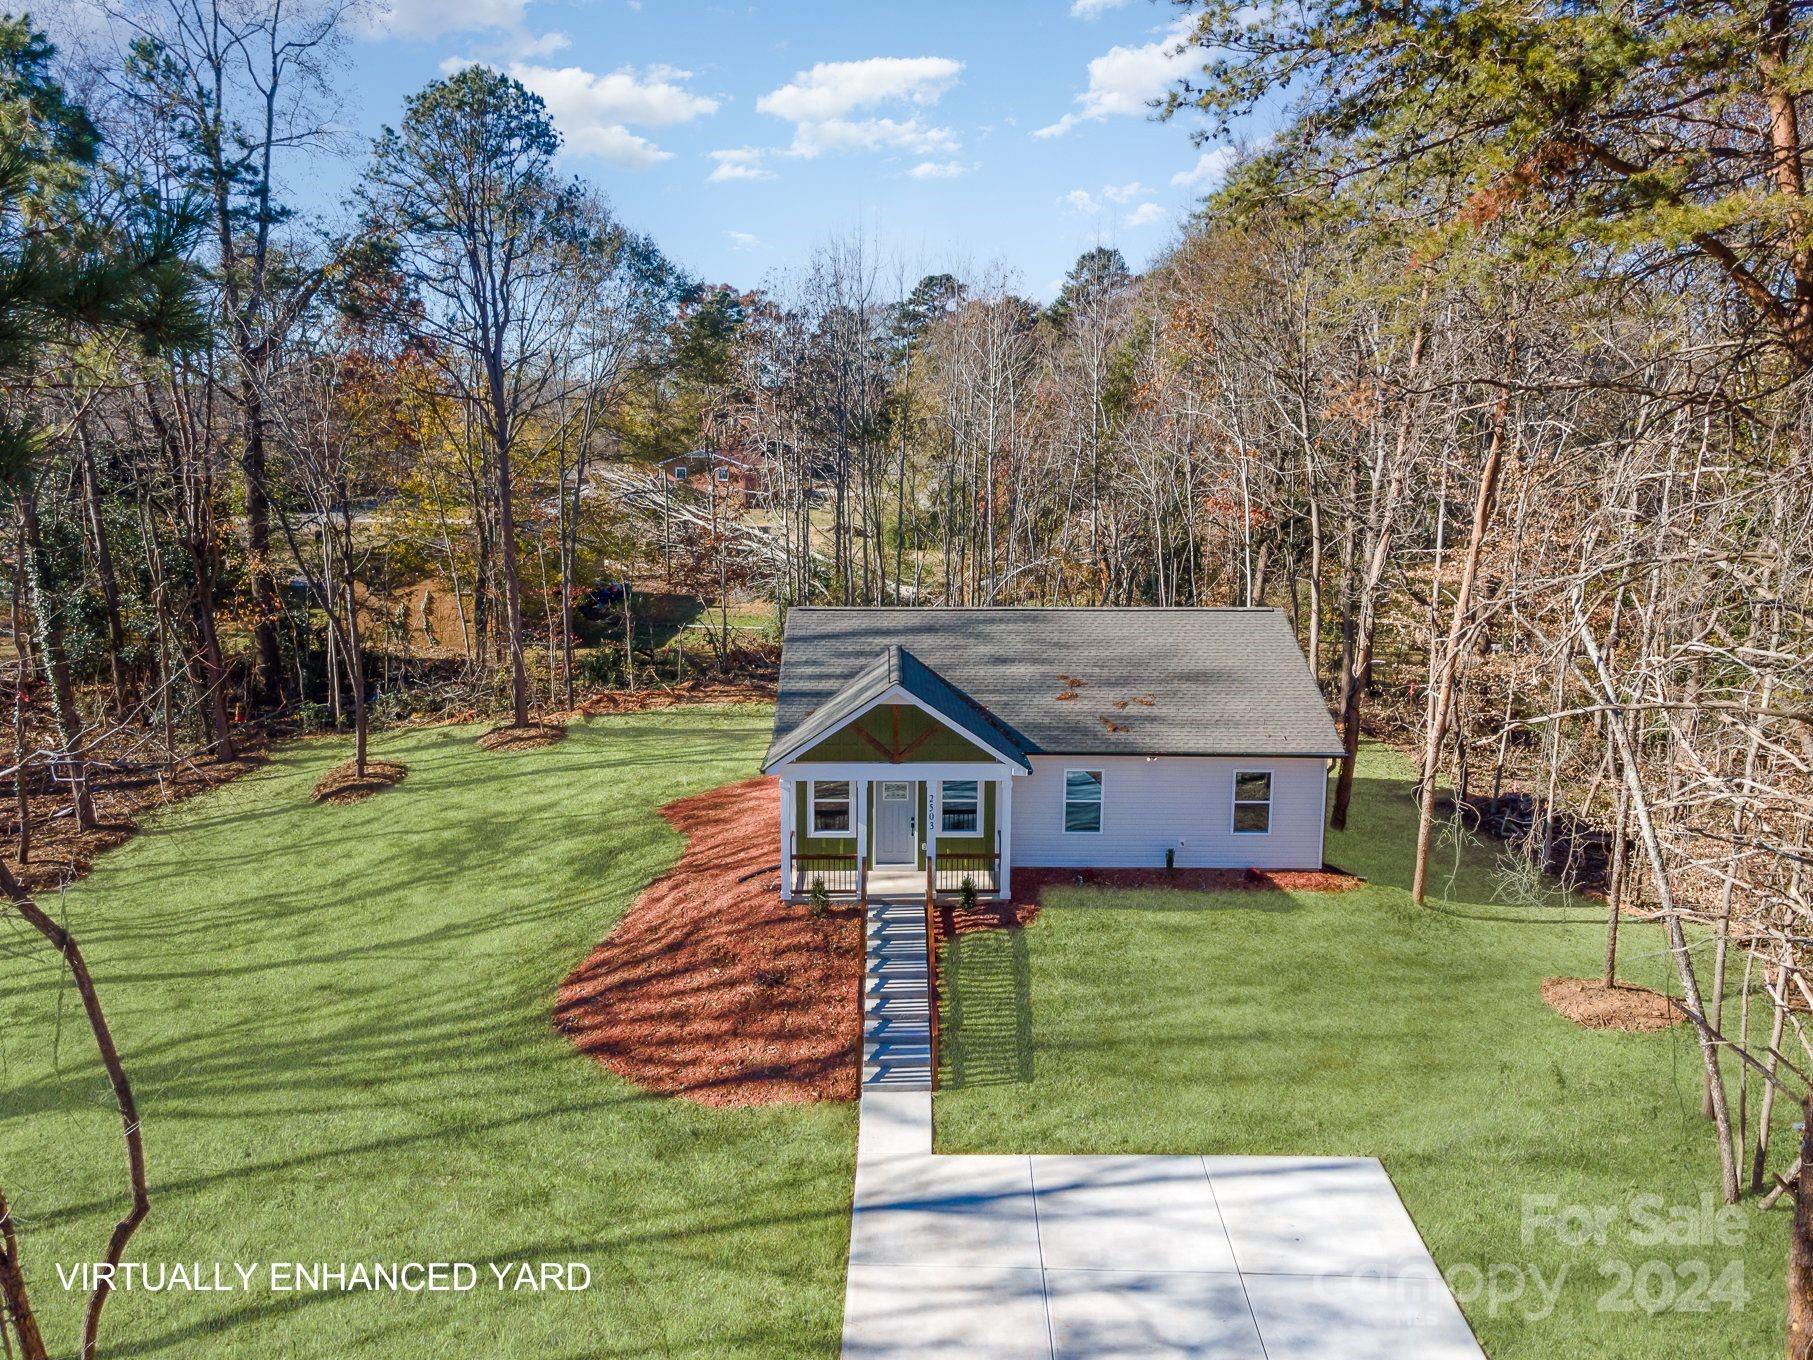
841, 902, 1486, 1359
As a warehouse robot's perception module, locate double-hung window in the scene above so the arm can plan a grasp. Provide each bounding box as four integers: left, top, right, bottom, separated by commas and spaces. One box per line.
1063, 769, 1104, 833
811, 780, 852, 836
940, 780, 979, 834
1232, 771, 1272, 834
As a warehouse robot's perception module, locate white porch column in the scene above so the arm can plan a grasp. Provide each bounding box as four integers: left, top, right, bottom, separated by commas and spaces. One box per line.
853, 777, 869, 902
996, 776, 1013, 899
778, 777, 795, 900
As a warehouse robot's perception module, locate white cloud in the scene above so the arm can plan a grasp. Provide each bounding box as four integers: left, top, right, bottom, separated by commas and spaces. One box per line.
513, 29, 571, 57
1062, 187, 1167, 227
1171, 146, 1236, 189
909, 160, 970, 179
726, 230, 763, 252
506, 62, 719, 168
754, 56, 964, 161
790, 116, 958, 158
757, 56, 961, 122
708, 148, 775, 182
514, 62, 718, 128
1070, 0, 1133, 14
1035, 17, 1194, 137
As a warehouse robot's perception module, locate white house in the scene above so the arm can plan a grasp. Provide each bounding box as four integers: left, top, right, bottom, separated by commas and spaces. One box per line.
761, 607, 1342, 901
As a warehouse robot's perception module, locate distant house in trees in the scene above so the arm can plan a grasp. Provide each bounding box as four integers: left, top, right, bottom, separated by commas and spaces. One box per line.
763, 608, 1341, 902
659, 446, 768, 506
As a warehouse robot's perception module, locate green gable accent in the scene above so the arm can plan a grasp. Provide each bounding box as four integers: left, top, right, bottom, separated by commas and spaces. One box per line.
791, 703, 993, 764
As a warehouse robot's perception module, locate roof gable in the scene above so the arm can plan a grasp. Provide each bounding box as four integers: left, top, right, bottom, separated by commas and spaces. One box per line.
763, 644, 1031, 771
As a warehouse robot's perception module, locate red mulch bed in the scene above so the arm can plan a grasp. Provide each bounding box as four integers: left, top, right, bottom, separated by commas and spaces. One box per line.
1012, 864, 1361, 897
556, 776, 864, 1106
555, 777, 1368, 1107
1542, 977, 1687, 1032
310, 759, 408, 804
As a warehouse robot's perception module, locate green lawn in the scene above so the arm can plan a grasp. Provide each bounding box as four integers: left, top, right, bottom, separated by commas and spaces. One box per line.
1, 710, 853, 1359
936, 745, 1785, 1359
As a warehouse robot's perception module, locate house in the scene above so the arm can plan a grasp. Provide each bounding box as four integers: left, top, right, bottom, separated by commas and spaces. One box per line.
762, 607, 1343, 901
659, 447, 767, 505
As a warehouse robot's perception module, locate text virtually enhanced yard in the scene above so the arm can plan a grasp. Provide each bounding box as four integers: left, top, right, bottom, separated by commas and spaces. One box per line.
1, 709, 1784, 1357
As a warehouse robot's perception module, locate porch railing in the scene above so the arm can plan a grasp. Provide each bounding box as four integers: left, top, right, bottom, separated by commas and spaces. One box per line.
932, 852, 999, 895
794, 852, 859, 896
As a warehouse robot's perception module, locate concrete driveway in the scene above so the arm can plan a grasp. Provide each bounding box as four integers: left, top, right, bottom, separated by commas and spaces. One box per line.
842, 1091, 1484, 1359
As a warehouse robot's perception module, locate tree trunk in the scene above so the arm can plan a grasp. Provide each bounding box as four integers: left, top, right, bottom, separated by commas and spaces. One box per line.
240, 384, 285, 707
494, 438, 531, 728
1791, 1096, 1813, 1360
1412, 379, 1512, 903
0, 1180, 49, 1360
0, 860, 147, 1360
75, 429, 131, 713
17, 487, 96, 829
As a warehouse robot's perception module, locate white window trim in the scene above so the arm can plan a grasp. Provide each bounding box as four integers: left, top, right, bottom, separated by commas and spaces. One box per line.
809, 779, 855, 839
1232, 769, 1273, 835
1062, 768, 1105, 834
937, 779, 981, 839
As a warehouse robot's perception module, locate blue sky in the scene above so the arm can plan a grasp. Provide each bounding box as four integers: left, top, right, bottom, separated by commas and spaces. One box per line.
327, 0, 1245, 298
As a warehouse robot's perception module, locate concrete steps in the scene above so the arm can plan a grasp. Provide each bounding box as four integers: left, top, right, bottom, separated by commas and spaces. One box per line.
861, 899, 932, 1091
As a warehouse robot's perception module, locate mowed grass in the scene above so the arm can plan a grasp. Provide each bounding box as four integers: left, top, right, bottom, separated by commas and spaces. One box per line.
935, 744, 1786, 1359
1, 709, 853, 1359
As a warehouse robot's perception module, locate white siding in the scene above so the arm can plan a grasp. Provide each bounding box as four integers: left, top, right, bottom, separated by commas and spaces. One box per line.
1010, 755, 1328, 870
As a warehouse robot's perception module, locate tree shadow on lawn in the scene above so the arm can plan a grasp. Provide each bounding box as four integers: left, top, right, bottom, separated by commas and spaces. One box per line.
1041, 884, 1301, 914
94, 1155, 853, 1359
101, 724, 759, 899
940, 925, 1033, 1089
1333, 773, 1604, 926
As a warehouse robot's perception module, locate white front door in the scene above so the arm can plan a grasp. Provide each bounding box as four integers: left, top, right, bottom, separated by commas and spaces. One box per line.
875, 781, 917, 865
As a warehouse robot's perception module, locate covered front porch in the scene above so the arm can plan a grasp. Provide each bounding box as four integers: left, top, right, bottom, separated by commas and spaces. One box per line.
779, 771, 1013, 902
764, 642, 1032, 903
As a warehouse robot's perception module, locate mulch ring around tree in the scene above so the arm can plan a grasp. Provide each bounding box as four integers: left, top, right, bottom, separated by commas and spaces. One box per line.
477, 721, 567, 752
310, 759, 408, 805
556, 776, 864, 1106
1542, 976, 1687, 1032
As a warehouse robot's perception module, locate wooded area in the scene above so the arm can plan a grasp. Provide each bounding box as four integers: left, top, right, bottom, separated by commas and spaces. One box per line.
5, 0, 1813, 1352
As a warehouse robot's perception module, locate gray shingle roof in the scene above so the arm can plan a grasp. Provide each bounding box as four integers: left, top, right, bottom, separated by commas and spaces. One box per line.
765, 644, 1032, 770
766, 607, 1342, 765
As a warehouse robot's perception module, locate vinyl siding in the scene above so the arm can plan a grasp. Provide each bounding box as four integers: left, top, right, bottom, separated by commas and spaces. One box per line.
1009, 755, 1328, 870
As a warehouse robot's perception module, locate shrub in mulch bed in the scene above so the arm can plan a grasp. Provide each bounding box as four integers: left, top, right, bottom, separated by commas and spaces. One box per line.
310, 759, 408, 805
1541, 976, 1686, 1032
476, 721, 567, 752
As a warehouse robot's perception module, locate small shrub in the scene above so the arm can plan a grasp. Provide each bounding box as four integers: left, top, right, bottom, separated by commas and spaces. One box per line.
1165, 846, 1175, 872
959, 875, 977, 913
808, 875, 830, 919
